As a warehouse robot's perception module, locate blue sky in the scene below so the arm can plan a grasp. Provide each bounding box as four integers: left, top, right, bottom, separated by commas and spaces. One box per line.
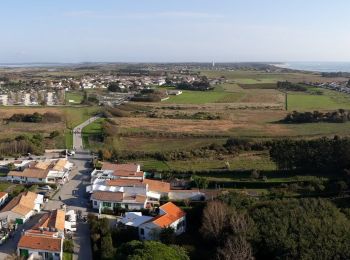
1, 0, 350, 63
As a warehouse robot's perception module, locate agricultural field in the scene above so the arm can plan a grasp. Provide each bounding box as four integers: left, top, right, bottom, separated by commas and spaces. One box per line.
0, 106, 100, 149
201, 70, 348, 83
287, 90, 350, 111
163, 89, 245, 104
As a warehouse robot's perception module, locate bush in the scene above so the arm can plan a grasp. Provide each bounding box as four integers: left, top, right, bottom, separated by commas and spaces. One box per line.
63, 239, 74, 253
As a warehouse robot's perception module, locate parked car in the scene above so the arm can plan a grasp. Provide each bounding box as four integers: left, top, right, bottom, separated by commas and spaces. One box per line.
67, 150, 75, 156
38, 185, 52, 191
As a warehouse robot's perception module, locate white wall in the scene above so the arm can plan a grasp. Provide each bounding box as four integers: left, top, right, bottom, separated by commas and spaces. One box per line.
91, 199, 144, 211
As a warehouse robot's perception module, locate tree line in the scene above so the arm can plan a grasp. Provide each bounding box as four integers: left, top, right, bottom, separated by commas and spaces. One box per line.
282, 109, 350, 123
277, 81, 308, 92
7, 112, 62, 123
269, 137, 350, 172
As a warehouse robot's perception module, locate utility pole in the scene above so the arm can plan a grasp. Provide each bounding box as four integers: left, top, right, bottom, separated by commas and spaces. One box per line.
285, 91, 288, 111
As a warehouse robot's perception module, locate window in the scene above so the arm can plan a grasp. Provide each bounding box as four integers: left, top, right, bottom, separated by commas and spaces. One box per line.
103, 202, 111, 207
93, 201, 97, 205
140, 228, 144, 235
125, 204, 129, 210
39, 178, 43, 181
114, 203, 121, 208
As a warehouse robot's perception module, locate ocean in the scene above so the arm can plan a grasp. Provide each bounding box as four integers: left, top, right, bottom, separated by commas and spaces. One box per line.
274, 62, 350, 73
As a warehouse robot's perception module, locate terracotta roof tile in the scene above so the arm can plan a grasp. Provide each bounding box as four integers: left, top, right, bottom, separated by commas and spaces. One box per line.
106, 179, 146, 187
18, 235, 62, 252
102, 163, 139, 172
52, 159, 68, 171
143, 179, 170, 193
91, 191, 123, 202
0, 191, 38, 216
34, 209, 65, 231
152, 202, 186, 228
0, 192, 8, 200
8, 168, 48, 179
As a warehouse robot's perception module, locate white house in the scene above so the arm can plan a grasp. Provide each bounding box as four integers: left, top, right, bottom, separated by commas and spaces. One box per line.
91, 191, 147, 211
138, 202, 186, 240
7, 159, 72, 184
0, 191, 44, 224
0, 192, 8, 207
0, 94, 8, 106
17, 233, 63, 260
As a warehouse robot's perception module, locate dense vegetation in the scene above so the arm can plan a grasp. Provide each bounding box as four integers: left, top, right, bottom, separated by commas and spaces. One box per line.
282, 109, 350, 123
7, 112, 62, 123
269, 137, 350, 172
176, 78, 213, 91
277, 81, 308, 92
88, 215, 189, 260
131, 89, 168, 102
0, 134, 45, 156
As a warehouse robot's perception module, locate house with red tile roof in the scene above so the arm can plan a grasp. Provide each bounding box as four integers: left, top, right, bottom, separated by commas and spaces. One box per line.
91, 191, 147, 211
17, 231, 63, 260
0, 191, 44, 224
16, 209, 69, 259
7, 159, 73, 184
138, 202, 186, 240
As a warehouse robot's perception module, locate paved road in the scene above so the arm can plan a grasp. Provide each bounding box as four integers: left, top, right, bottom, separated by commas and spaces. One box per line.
0, 213, 45, 259
0, 116, 97, 260
45, 150, 93, 260
73, 115, 101, 150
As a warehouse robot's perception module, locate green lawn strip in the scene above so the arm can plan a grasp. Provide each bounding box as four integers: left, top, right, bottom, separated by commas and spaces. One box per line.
0, 182, 13, 192
82, 118, 105, 148
63, 252, 73, 260
65, 130, 73, 149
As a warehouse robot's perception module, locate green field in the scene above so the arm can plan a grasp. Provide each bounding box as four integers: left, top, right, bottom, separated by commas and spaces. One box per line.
82, 118, 105, 148
138, 152, 276, 172
65, 91, 84, 104
163, 89, 244, 104
287, 92, 350, 111
63, 106, 101, 148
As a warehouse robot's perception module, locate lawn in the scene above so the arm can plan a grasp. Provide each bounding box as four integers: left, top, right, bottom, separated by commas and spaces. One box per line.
287, 92, 350, 111
112, 137, 226, 152
163, 90, 244, 104
0, 182, 13, 192
82, 118, 105, 149
62, 106, 101, 148
135, 152, 276, 172
63, 252, 73, 260
65, 91, 84, 104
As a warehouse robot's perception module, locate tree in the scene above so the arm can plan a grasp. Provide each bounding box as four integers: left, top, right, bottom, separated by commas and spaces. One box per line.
7, 163, 16, 171
193, 176, 208, 190
200, 200, 250, 243
101, 234, 115, 260
159, 227, 176, 244
63, 239, 74, 253
250, 198, 350, 259
116, 240, 189, 260
49, 130, 60, 139
216, 236, 254, 260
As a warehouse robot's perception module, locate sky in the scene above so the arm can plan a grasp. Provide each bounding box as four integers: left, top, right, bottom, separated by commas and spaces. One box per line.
1, 0, 350, 63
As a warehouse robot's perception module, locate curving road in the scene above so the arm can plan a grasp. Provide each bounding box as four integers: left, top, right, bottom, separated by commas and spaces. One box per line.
73, 115, 102, 151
